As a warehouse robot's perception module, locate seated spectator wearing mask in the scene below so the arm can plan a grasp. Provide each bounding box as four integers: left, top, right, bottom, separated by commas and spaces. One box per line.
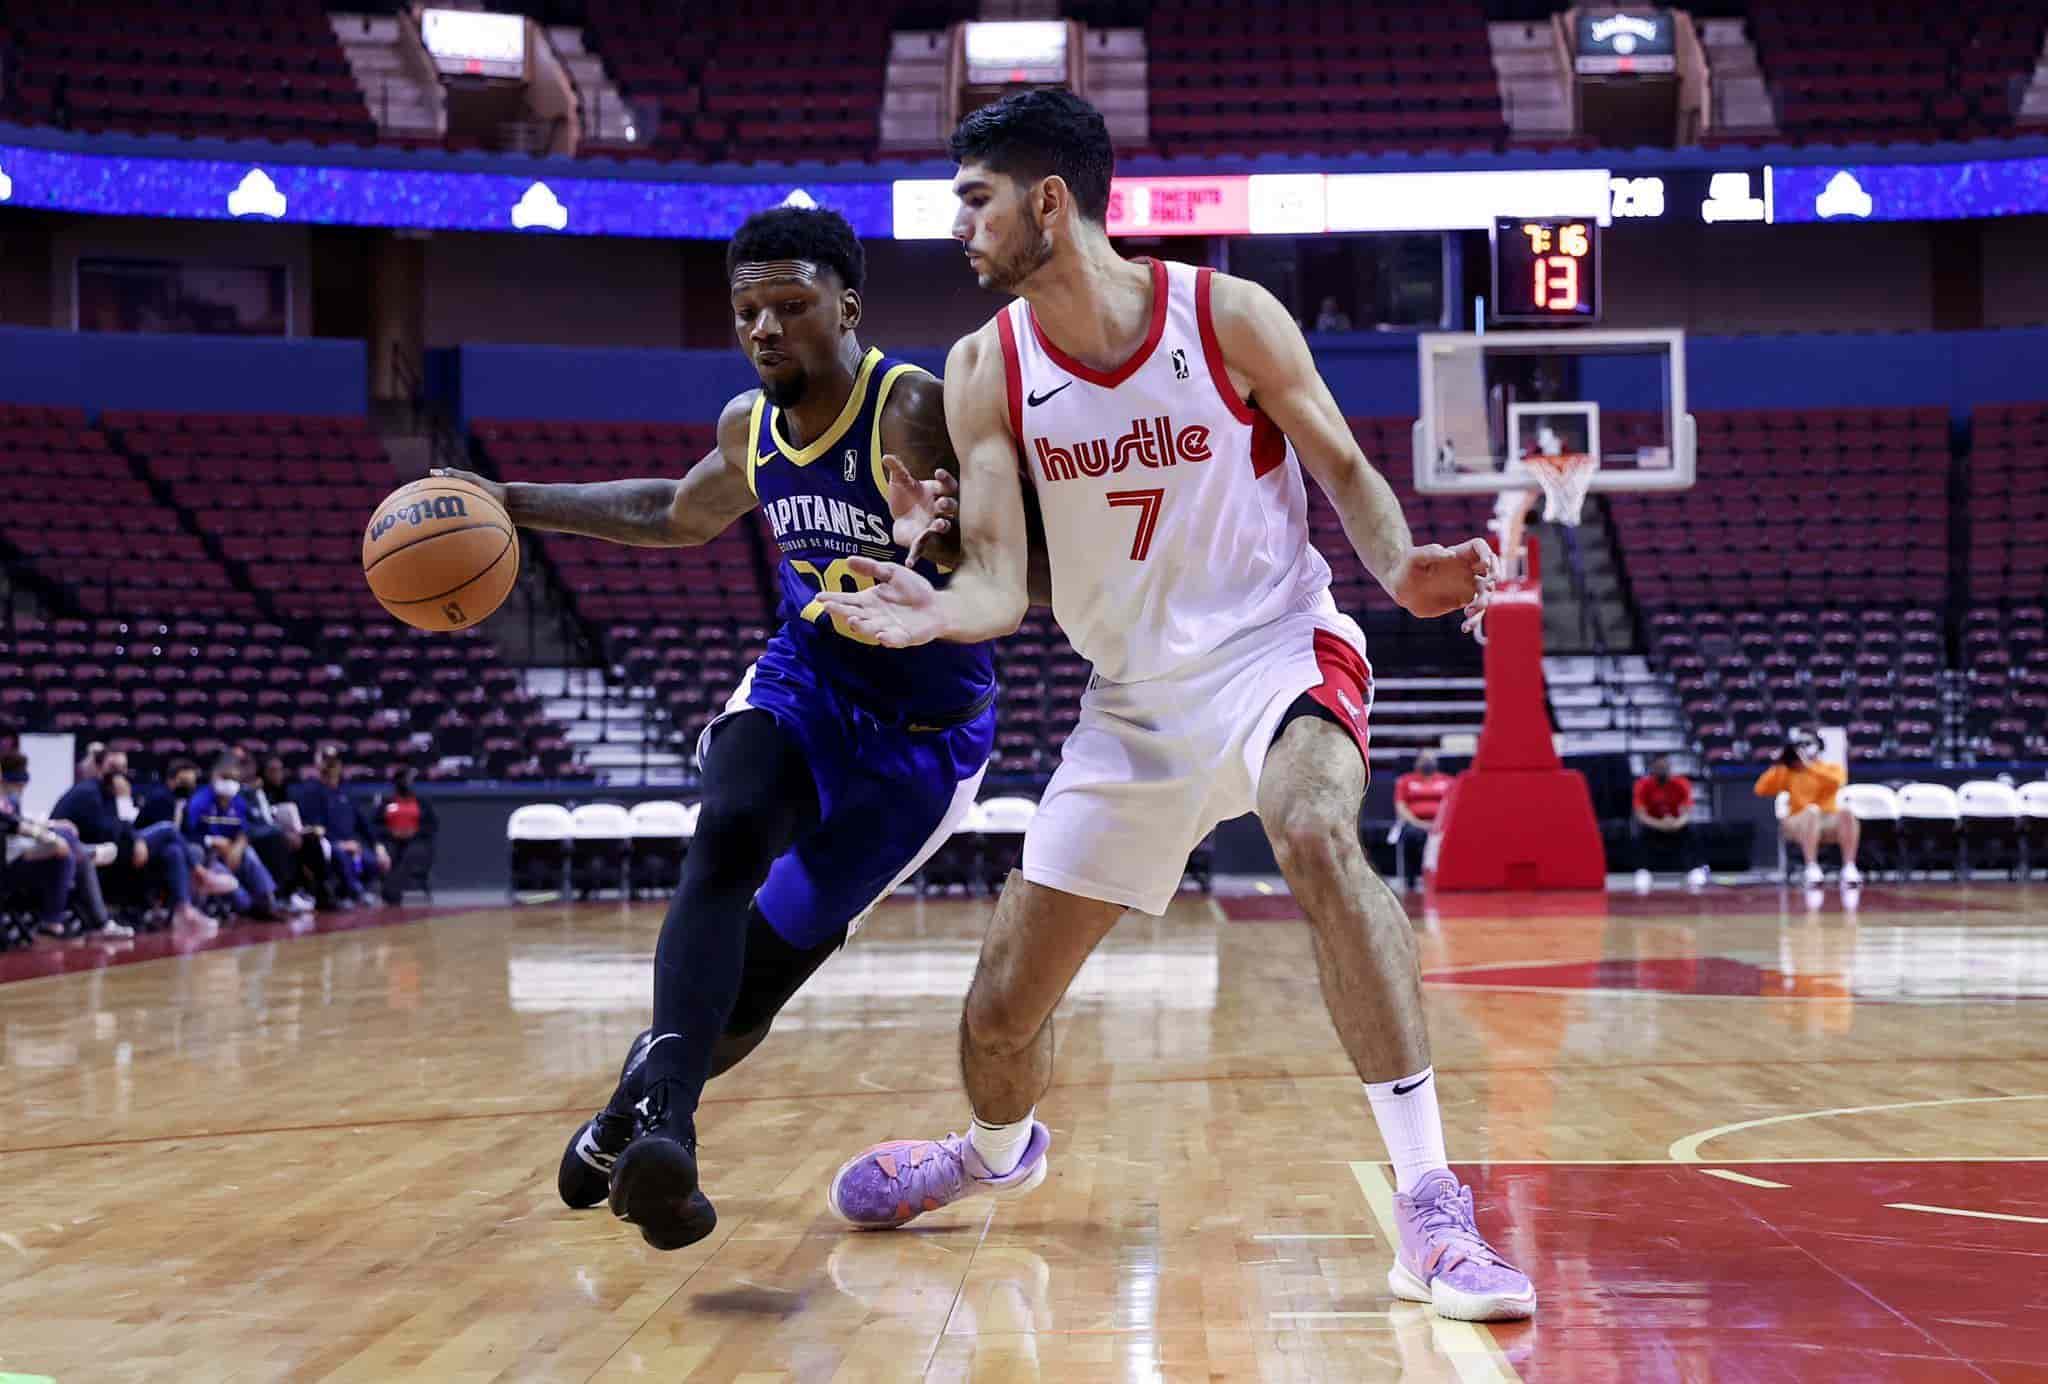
4, 753, 132, 938
135, 759, 199, 832
54, 750, 229, 933
1632, 754, 1709, 892
182, 752, 281, 922
290, 748, 386, 906
1390, 750, 1454, 889
1754, 729, 1861, 890
238, 753, 316, 916
371, 766, 438, 905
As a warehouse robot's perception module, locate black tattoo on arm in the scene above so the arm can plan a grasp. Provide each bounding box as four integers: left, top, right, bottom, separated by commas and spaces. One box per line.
501, 478, 687, 547
499, 394, 757, 548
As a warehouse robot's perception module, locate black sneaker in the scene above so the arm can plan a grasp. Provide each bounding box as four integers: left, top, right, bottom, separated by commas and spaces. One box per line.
607, 1078, 717, 1251
557, 1027, 655, 1209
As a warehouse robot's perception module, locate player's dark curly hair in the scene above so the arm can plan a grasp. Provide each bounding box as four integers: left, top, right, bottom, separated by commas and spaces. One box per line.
725, 206, 864, 292
949, 88, 1114, 226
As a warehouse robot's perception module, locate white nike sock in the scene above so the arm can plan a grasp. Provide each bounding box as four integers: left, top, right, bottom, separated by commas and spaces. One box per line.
1364, 1068, 1450, 1195
968, 1112, 1035, 1176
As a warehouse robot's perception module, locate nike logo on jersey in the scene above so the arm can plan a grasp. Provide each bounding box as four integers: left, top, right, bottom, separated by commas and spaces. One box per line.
1026, 381, 1073, 407
1337, 689, 1365, 724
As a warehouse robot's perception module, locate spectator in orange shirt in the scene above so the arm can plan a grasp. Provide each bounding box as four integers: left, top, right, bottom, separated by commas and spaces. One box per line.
1633, 754, 1708, 891
1754, 731, 1860, 888
1391, 751, 1454, 889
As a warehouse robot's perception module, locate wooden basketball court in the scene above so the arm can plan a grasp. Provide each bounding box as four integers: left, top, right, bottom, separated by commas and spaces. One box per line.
2, 882, 2044, 1381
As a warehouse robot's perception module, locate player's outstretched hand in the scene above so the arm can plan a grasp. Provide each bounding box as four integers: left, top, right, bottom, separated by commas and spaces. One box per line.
1390, 538, 1499, 623
816, 557, 947, 648
429, 466, 510, 512
881, 454, 959, 567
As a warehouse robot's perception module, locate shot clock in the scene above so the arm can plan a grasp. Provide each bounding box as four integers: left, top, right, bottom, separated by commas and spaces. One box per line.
1492, 216, 1601, 323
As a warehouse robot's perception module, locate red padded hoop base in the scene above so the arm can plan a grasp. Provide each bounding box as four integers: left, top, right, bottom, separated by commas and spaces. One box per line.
1427, 576, 1605, 891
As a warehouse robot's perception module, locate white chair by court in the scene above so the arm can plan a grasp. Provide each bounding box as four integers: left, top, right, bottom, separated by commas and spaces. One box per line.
1838, 783, 1902, 879
1895, 782, 1963, 878
1957, 780, 2024, 878
916, 800, 986, 894
973, 796, 1039, 892
2019, 781, 2048, 875
506, 802, 573, 897
569, 802, 634, 898
627, 800, 693, 897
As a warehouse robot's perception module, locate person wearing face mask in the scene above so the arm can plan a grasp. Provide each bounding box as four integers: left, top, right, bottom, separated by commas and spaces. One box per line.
135, 759, 199, 832
289, 748, 386, 906
1755, 729, 1860, 889
1632, 754, 1709, 892
181, 752, 280, 923
109, 770, 216, 930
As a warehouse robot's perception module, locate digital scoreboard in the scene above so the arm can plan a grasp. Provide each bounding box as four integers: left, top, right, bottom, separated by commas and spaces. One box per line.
1492, 216, 1601, 322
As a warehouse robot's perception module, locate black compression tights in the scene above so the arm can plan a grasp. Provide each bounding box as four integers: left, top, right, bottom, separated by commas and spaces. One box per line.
643, 710, 820, 1119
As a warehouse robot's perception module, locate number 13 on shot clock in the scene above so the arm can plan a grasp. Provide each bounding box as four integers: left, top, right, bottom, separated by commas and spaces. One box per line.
1491, 216, 1601, 323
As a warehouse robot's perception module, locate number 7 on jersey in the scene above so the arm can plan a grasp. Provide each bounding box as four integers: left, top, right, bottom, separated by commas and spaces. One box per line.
1104, 488, 1165, 561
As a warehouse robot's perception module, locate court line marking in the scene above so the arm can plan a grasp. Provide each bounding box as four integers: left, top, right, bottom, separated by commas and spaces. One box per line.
1668, 1094, 2048, 1164
1698, 1169, 1790, 1189
1886, 1202, 2048, 1226
1359, 1158, 2048, 1166
1252, 1233, 1378, 1241
1268, 1311, 1395, 1320
1349, 1162, 1524, 1384
1417, 981, 2048, 1005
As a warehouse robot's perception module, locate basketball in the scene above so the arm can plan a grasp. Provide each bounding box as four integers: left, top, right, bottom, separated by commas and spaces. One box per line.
361, 477, 518, 631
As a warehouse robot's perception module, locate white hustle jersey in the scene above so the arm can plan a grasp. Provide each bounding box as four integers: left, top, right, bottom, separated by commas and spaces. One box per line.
997, 258, 1334, 683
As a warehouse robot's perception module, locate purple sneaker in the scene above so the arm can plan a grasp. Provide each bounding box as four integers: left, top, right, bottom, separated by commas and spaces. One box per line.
1389, 1169, 1536, 1321
827, 1121, 1051, 1228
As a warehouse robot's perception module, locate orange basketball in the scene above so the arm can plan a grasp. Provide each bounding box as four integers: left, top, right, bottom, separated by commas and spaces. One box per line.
362, 477, 519, 631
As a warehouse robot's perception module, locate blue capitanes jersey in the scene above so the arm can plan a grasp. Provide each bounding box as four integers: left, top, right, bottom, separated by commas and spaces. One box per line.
749, 348, 996, 721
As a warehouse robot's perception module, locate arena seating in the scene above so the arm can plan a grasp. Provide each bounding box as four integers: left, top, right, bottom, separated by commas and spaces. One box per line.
1, 0, 374, 145
1616, 405, 1952, 767
317, 620, 577, 780
470, 418, 774, 627
580, 0, 971, 164
1145, 0, 1505, 156
0, 405, 584, 780
105, 410, 393, 623
1961, 402, 2048, 762
1742, 2, 2047, 145
0, 404, 257, 619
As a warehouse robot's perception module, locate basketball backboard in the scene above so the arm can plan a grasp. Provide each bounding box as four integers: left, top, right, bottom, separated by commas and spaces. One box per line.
1415, 327, 1695, 495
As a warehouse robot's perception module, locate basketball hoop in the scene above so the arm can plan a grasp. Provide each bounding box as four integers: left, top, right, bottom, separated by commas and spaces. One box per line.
1526, 451, 1597, 526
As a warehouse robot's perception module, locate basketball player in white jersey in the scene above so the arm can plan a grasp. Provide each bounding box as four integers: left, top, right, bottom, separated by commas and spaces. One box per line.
818, 90, 1534, 1322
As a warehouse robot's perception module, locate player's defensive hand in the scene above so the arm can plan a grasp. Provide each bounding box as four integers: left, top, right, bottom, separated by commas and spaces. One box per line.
816, 557, 946, 647
1390, 538, 1499, 624
881, 454, 959, 568
428, 467, 510, 513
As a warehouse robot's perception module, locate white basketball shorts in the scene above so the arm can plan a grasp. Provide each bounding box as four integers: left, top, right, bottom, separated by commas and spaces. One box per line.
1021, 594, 1374, 916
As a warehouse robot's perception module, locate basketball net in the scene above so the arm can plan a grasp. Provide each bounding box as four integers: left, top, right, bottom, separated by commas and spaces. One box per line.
1525, 450, 1597, 526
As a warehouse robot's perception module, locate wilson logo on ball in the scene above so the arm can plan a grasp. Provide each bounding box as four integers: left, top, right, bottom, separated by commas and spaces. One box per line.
370, 495, 470, 543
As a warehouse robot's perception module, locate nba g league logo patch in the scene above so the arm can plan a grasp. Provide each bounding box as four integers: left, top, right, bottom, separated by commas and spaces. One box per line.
843, 449, 859, 483
1172, 348, 1190, 380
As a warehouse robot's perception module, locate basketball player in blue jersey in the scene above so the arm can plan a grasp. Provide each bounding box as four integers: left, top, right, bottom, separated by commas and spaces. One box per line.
437, 206, 995, 1250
